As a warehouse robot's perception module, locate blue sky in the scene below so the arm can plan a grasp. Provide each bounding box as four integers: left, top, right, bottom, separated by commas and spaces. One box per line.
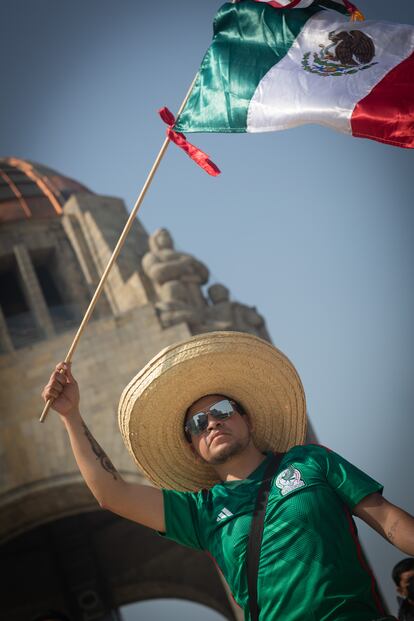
1, 0, 414, 616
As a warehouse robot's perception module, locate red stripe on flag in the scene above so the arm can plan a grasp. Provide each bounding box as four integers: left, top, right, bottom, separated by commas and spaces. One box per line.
264, 1, 303, 7
351, 51, 414, 149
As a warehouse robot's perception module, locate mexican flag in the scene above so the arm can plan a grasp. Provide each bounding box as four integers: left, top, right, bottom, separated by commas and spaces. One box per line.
174, 0, 414, 148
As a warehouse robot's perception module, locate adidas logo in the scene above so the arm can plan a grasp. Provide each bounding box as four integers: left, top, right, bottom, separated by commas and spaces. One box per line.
216, 507, 233, 522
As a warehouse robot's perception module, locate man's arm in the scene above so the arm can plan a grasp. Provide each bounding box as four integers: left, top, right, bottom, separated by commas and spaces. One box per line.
354, 492, 414, 555
42, 363, 165, 532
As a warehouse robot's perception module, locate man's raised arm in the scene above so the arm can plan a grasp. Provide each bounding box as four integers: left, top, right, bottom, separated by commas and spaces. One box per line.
42, 363, 165, 532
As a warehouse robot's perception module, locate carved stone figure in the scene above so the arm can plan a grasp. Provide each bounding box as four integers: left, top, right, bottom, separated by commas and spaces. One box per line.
143, 229, 271, 339
206, 283, 271, 342
205, 284, 234, 331
231, 300, 271, 342
142, 228, 209, 329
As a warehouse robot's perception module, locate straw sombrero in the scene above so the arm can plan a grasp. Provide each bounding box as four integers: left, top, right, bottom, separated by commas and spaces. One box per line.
118, 331, 306, 491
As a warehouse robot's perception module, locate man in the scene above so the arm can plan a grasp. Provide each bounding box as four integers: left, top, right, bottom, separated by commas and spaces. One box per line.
392, 558, 414, 621
43, 331, 414, 621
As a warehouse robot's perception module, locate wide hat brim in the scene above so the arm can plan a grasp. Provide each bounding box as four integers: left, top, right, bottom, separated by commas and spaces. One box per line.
118, 331, 307, 491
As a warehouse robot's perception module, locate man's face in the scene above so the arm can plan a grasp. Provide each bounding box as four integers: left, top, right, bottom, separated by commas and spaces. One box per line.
398, 570, 414, 599
185, 394, 252, 465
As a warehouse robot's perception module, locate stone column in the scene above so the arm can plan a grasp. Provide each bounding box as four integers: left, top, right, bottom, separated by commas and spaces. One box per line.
63, 194, 152, 316
13, 244, 55, 338
0, 306, 14, 353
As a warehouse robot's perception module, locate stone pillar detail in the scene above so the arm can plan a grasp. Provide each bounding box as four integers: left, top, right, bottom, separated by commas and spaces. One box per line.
61, 213, 112, 317
63, 194, 152, 316
62, 214, 98, 289
0, 306, 14, 354
13, 244, 55, 338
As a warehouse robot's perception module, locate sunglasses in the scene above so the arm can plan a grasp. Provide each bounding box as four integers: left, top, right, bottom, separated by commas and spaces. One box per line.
184, 398, 239, 439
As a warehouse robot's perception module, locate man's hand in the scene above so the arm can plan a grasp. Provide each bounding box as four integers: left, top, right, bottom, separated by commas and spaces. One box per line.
42, 362, 79, 417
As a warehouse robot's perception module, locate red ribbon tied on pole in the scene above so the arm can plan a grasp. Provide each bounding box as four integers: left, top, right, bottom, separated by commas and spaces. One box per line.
159, 107, 221, 177
343, 0, 364, 20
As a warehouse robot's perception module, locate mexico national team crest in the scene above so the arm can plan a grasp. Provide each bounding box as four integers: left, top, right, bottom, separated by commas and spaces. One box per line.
302, 29, 378, 77
275, 466, 305, 496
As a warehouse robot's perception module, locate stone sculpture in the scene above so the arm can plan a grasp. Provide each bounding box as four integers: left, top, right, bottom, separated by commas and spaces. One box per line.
143, 228, 271, 341
207, 283, 271, 342
142, 228, 209, 329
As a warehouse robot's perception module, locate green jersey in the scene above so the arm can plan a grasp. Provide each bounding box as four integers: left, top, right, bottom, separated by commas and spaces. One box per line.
162, 444, 385, 621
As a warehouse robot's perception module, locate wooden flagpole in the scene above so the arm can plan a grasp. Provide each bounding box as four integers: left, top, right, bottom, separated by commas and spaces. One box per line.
39, 75, 197, 422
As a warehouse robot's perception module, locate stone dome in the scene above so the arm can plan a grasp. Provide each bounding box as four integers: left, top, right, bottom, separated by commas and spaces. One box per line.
0, 157, 93, 224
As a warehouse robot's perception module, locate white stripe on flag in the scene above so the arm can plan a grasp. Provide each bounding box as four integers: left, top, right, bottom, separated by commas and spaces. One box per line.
247, 12, 414, 135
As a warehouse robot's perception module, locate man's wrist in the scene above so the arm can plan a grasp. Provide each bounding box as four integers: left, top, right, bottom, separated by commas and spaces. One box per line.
60, 408, 82, 427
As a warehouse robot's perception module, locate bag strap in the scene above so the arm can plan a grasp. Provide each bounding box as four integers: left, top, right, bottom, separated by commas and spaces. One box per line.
246, 452, 285, 621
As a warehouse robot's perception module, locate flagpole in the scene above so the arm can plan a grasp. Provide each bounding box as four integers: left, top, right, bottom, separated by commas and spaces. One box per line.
39, 74, 198, 423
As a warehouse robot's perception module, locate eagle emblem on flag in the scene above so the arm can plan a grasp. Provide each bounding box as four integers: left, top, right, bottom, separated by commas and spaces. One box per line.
302, 29, 377, 76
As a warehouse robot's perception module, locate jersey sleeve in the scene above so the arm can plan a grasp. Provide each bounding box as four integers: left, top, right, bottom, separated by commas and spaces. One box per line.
161, 489, 205, 551
310, 445, 383, 509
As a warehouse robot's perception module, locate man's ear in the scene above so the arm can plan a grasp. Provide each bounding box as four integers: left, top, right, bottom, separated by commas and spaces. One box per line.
397, 585, 404, 596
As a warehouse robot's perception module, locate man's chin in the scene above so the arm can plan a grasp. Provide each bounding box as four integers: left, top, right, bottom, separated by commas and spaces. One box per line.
206, 441, 243, 465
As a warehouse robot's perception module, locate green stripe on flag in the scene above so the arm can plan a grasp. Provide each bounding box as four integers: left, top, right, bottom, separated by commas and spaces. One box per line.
175, 0, 322, 133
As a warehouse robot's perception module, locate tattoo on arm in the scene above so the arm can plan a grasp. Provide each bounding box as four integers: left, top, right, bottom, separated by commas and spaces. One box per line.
387, 519, 399, 543
82, 422, 118, 480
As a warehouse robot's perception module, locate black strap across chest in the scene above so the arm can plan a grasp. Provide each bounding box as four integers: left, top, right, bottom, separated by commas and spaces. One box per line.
246, 452, 285, 621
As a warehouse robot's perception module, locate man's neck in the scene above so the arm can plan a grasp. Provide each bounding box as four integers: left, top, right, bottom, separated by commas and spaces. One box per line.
214, 442, 267, 482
